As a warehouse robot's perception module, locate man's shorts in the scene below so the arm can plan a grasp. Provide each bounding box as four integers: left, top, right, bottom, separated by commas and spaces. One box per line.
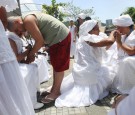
49, 33, 71, 72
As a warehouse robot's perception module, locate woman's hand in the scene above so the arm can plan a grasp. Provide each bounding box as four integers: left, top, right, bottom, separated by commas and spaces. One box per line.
114, 30, 122, 45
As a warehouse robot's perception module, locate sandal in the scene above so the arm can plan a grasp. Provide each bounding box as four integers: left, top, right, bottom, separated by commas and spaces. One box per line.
40, 91, 50, 97
37, 91, 50, 103
41, 95, 55, 104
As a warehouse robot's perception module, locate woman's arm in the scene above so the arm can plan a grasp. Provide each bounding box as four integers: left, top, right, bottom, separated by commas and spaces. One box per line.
0, 6, 7, 29
9, 39, 31, 62
115, 30, 135, 56
87, 30, 116, 47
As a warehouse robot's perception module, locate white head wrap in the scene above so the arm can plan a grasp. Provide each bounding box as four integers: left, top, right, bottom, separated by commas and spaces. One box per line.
113, 14, 134, 27
78, 20, 101, 43
78, 13, 86, 19
79, 19, 97, 36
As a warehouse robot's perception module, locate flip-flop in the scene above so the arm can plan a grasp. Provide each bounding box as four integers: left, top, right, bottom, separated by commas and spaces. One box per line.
41, 95, 55, 104
37, 91, 50, 103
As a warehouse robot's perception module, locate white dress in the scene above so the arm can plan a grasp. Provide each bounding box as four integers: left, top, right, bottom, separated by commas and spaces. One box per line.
8, 31, 50, 82
0, 20, 35, 115
108, 86, 135, 115
112, 30, 135, 94
69, 25, 76, 57
55, 34, 113, 107
7, 31, 41, 106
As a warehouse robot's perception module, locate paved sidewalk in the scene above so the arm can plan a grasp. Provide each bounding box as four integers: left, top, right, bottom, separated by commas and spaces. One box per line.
35, 59, 116, 115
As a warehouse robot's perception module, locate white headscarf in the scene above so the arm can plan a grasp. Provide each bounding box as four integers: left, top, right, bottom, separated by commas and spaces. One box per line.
79, 19, 97, 36
113, 14, 134, 27
78, 20, 103, 43
78, 13, 86, 19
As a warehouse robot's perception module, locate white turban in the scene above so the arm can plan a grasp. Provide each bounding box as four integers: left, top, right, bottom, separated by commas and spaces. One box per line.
78, 13, 86, 19
79, 20, 97, 36
113, 14, 134, 27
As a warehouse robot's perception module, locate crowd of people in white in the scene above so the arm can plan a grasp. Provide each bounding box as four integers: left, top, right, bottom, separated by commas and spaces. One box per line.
1, 0, 135, 115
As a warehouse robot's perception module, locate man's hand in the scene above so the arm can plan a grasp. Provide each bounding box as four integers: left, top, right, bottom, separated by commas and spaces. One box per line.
25, 44, 32, 50
25, 52, 35, 64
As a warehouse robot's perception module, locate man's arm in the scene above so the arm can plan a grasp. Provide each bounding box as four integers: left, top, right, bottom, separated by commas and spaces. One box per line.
23, 15, 45, 63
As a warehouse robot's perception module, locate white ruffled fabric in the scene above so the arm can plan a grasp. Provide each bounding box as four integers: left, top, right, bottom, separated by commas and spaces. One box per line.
55, 34, 114, 107
0, 0, 18, 12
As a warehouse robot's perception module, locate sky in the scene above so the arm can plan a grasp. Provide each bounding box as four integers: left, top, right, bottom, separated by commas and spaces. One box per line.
36, 0, 135, 23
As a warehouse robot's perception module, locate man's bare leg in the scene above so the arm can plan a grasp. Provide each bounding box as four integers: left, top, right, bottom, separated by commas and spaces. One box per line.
50, 70, 64, 97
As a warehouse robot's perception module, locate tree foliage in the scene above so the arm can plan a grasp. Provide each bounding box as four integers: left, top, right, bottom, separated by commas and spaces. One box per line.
42, 0, 66, 21
63, 2, 95, 21
122, 7, 135, 23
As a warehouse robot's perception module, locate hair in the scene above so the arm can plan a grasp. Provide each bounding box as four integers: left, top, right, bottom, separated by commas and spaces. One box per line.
7, 16, 20, 31
129, 24, 134, 31
85, 16, 91, 21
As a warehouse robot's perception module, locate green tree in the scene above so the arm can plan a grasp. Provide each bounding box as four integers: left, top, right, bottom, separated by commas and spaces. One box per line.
122, 7, 135, 23
42, 0, 66, 21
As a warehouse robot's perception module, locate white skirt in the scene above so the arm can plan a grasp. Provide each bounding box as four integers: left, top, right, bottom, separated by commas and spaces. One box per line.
0, 60, 35, 115
19, 63, 39, 106
55, 65, 113, 107
33, 55, 50, 83
112, 56, 135, 94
